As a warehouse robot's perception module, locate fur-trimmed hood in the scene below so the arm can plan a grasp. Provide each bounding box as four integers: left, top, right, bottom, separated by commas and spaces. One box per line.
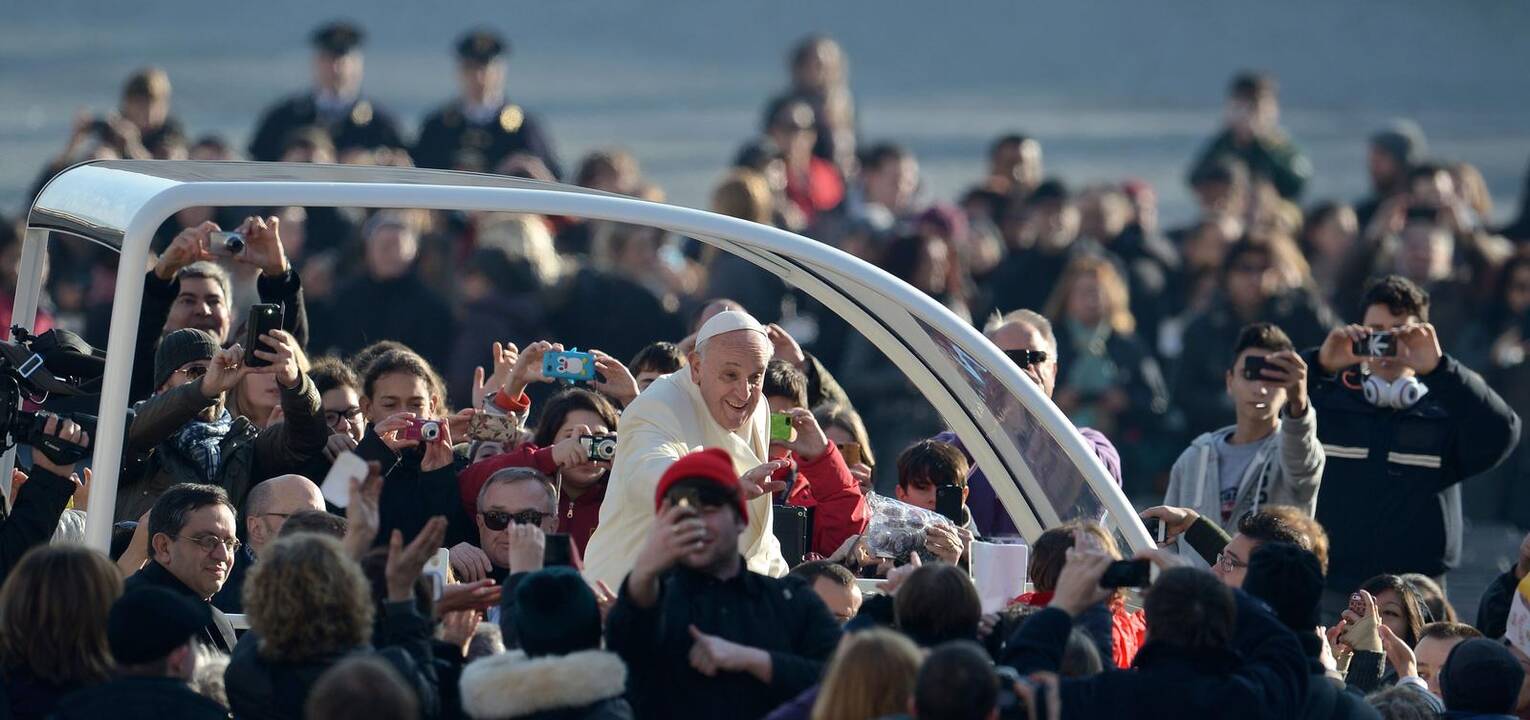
460, 649, 628, 719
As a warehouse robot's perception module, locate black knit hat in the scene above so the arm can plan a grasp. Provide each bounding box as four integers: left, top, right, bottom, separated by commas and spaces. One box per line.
1242, 541, 1324, 632
506, 567, 601, 657
153, 328, 220, 390
109, 586, 211, 665
1441, 638, 1525, 714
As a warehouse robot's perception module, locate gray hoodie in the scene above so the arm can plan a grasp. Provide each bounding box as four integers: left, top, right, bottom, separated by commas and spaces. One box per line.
1163, 407, 1325, 533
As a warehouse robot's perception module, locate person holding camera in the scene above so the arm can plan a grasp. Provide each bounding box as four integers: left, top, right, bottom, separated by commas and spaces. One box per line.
118, 326, 329, 521
0, 415, 91, 585
1161, 322, 1324, 540
1308, 275, 1520, 617
605, 448, 841, 720
130, 214, 309, 405
762, 360, 868, 559
1000, 546, 1308, 720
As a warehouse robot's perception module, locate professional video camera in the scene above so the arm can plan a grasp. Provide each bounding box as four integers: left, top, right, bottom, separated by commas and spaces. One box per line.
0, 326, 104, 465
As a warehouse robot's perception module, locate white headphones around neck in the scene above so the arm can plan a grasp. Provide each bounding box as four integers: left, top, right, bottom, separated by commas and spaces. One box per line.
1362, 374, 1429, 409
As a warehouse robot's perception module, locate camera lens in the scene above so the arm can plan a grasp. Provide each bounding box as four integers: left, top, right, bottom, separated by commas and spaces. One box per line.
421, 422, 441, 441
225, 234, 246, 254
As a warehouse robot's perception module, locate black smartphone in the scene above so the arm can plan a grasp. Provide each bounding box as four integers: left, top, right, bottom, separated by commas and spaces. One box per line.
1142, 517, 1164, 543
1099, 559, 1152, 588
543, 533, 576, 568
244, 303, 284, 368
1353, 331, 1397, 358
1242, 355, 1276, 381
935, 484, 965, 524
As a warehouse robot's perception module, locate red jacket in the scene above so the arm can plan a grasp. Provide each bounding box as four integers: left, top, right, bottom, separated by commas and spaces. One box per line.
777, 443, 869, 558
1012, 590, 1146, 669
557, 480, 605, 556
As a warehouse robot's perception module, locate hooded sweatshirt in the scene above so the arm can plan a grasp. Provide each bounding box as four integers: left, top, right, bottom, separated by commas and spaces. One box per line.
1162, 405, 1324, 535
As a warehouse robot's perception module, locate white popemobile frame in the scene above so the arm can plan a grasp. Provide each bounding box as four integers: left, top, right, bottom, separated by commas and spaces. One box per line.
19, 160, 1151, 562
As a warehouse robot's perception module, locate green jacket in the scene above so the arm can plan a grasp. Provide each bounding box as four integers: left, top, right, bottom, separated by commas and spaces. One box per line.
1189, 129, 1312, 201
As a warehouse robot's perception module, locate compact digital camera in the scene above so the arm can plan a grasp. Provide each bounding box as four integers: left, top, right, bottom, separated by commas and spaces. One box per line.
543, 350, 597, 382
580, 433, 617, 462
402, 418, 444, 442
207, 231, 247, 257
1353, 331, 1397, 358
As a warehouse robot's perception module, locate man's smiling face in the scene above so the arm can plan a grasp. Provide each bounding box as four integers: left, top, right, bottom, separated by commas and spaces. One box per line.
689, 330, 770, 432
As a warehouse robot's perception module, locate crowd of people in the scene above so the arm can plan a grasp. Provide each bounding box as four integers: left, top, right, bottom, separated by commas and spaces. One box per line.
2, 17, 1530, 720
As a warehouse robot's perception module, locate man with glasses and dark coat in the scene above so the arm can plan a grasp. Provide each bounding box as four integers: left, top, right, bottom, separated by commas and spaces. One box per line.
125, 483, 242, 653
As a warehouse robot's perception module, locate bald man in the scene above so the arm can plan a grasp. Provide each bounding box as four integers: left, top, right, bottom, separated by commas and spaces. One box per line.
584, 310, 794, 587
211, 474, 325, 612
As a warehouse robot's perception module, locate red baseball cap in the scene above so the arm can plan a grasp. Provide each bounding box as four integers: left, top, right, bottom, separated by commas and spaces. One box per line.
654, 448, 748, 522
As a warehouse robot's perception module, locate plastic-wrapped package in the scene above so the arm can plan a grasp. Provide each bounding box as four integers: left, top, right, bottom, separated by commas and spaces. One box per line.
862, 492, 955, 564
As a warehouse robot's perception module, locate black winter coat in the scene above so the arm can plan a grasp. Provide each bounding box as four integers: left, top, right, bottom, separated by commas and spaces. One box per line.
224, 600, 439, 720
51, 676, 228, 720
1001, 590, 1308, 720
1307, 353, 1521, 591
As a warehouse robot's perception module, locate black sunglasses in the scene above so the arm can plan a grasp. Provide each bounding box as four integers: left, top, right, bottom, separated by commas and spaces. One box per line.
1004, 349, 1048, 369
664, 483, 737, 511
480, 508, 551, 532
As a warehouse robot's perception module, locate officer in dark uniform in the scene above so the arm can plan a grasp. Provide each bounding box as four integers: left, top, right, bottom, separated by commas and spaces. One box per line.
413, 29, 563, 179
247, 21, 406, 162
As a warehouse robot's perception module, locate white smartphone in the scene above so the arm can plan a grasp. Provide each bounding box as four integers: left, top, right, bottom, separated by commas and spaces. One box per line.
321, 451, 369, 508
421, 547, 450, 601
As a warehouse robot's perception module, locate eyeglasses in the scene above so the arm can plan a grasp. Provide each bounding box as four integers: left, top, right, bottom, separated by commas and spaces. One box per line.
1003, 349, 1048, 369
174, 365, 209, 381
480, 509, 551, 532
175, 533, 241, 555
1215, 551, 1247, 572
324, 407, 363, 429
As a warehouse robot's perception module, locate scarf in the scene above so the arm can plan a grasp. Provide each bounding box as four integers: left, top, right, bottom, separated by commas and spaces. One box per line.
170, 409, 234, 482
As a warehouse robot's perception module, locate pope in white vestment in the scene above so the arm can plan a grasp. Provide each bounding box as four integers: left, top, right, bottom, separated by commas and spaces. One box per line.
583, 310, 790, 588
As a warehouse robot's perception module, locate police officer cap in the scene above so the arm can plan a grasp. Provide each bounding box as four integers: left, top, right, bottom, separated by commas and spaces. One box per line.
457, 29, 508, 63
311, 21, 364, 55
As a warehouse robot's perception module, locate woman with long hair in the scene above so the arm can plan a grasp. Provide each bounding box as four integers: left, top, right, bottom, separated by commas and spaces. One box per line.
1043, 255, 1171, 482
356, 346, 474, 550
0, 545, 121, 720
809, 630, 922, 720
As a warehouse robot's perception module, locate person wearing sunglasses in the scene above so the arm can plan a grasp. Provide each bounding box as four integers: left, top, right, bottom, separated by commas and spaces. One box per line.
472, 467, 560, 588
607, 448, 841, 720
933, 309, 1123, 537
124, 483, 241, 654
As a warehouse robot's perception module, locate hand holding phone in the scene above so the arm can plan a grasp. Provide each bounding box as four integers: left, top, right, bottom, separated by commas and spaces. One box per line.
1099, 559, 1154, 588
935, 484, 965, 524
244, 304, 283, 368
769, 413, 797, 443
542, 349, 597, 382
